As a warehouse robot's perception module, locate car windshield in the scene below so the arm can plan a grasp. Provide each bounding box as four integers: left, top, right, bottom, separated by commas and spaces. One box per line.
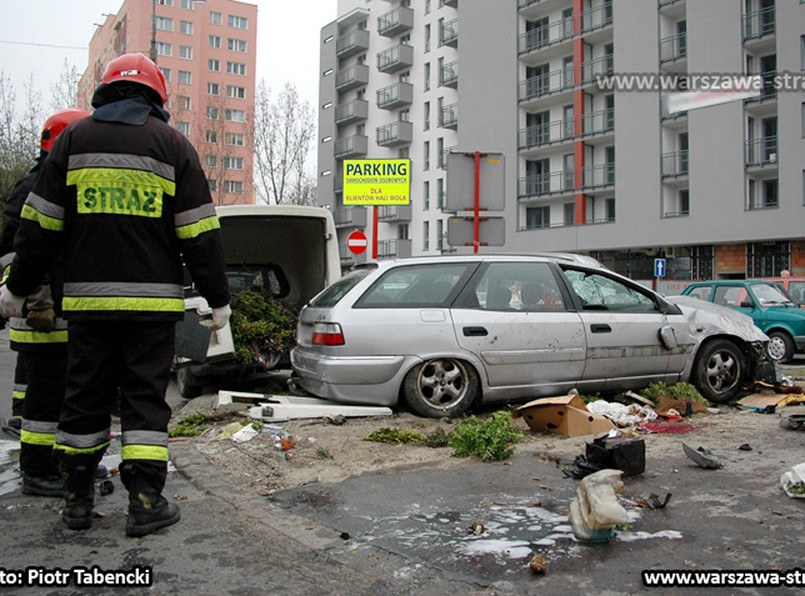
750, 283, 795, 306
309, 269, 371, 307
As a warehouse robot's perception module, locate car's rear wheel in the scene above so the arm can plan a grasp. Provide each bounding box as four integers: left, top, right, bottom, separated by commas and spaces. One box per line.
767, 330, 795, 363
176, 367, 204, 399
692, 339, 745, 403
402, 358, 479, 418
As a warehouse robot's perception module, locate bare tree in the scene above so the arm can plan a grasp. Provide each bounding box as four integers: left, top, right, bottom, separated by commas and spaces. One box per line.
0, 72, 44, 205
253, 80, 316, 206
49, 59, 81, 112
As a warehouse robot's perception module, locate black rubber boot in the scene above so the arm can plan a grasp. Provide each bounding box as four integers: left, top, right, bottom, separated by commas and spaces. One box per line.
58, 453, 102, 530
121, 462, 180, 538
22, 473, 64, 497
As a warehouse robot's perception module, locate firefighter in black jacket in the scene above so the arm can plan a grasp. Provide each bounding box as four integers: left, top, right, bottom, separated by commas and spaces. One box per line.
0, 53, 231, 537
1, 108, 89, 495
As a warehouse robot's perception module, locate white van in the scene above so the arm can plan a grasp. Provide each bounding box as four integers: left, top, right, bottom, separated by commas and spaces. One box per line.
175, 204, 341, 398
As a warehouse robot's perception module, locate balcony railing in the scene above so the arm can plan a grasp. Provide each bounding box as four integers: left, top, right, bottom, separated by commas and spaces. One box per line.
333, 206, 368, 228
580, 54, 614, 84
660, 32, 687, 63
440, 18, 458, 47
376, 120, 413, 146
518, 18, 574, 55
335, 64, 369, 92
440, 103, 458, 129
579, 1, 613, 33
334, 98, 369, 126
377, 43, 415, 73
518, 119, 574, 150
378, 6, 414, 37
440, 60, 458, 87
439, 145, 457, 169
440, 0, 457, 7
582, 163, 615, 188
336, 29, 370, 59
745, 137, 777, 167
518, 171, 575, 198
334, 134, 368, 159
661, 150, 689, 178
743, 6, 775, 41
377, 204, 412, 222
519, 68, 574, 101
581, 108, 615, 137
376, 82, 413, 109
377, 238, 412, 259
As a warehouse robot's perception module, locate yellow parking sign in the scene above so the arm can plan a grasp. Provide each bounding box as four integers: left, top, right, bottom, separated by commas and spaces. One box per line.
343, 159, 411, 205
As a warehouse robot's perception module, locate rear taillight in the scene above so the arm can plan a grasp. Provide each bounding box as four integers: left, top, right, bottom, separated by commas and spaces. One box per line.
312, 322, 345, 346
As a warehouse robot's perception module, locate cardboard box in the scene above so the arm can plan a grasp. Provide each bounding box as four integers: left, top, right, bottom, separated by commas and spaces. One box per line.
512, 393, 616, 437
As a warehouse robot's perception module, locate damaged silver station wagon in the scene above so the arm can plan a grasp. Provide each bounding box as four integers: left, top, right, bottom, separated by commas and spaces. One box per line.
291, 254, 771, 418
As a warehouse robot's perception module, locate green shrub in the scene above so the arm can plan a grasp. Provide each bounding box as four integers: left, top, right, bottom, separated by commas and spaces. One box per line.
448, 411, 524, 462
642, 381, 706, 403
169, 413, 218, 437
364, 427, 427, 444
229, 291, 297, 366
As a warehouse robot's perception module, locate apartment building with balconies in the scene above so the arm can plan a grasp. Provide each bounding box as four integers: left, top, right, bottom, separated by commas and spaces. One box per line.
78, 0, 257, 206
320, 0, 805, 279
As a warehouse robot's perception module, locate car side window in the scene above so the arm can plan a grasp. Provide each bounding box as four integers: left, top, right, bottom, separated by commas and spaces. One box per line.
563, 268, 657, 312
687, 287, 711, 301
467, 262, 565, 312
355, 263, 474, 308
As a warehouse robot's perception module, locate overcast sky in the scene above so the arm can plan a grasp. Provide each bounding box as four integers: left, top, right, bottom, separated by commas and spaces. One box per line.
0, 0, 337, 112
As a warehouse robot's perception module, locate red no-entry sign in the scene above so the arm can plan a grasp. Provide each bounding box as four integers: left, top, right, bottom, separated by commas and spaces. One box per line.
347, 230, 368, 255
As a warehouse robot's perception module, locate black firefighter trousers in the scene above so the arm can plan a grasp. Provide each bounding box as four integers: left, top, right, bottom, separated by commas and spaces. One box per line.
55, 321, 175, 492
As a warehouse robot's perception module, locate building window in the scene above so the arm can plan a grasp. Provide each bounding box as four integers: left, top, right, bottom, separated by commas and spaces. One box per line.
209, 35, 221, 48
226, 85, 246, 99
425, 24, 431, 53
180, 20, 194, 35
207, 82, 220, 96
224, 156, 244, 170
424, 141, 430, 170
225, 132, 244, 146
155, 42, 172, 57
156, 0, 173, 5
423, 221, 430, 251
178, 96, 191, 110
436, 219, 444, 251
206, 130, 218, 143
426, 0, 431, 14
208, 59, 220, 72
228, 38, 247, 52
437, 178, 444, 209
526, 206, 550, 229
208, 179, 217, 192
424, 181, 430, 210
155, 16, 173, 32
179, 45, 193, 60
225, 108, 246, 122
205, 155, 217, 168
564, 203, 574, 226
224, 180, 244, 194
228, 15, 248, 29
206, 106, 219, 120
227, 61, 247, 76
210, 11, 222, 25
424, 62, 431, 91
178, 70, 192, 85
424, 101, 430, 130
180, 0, 195, 9
176, 121, 190, 136
159, 67, 171, 82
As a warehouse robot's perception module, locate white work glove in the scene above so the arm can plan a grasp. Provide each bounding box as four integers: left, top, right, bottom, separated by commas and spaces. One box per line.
210, 304, 231, 331
0, 285, 25, 319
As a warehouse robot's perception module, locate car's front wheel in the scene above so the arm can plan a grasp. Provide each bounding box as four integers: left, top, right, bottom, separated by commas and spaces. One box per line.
692, 339, 745, 403
767, 330, 795, 364
402, 358, 479, 418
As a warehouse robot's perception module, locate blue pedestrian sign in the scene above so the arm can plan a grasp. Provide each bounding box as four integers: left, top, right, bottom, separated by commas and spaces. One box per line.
654, 258, 667, 278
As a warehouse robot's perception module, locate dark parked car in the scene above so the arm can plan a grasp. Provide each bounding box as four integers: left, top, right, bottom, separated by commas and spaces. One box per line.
682, 279, 805, 363
292, 254, 770, 417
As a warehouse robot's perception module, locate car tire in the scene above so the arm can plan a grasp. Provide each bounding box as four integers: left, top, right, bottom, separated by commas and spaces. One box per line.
767, 330, 795, 364
402, 358, 479, 418
176, 367, 204, 399
692, 339, 745, 404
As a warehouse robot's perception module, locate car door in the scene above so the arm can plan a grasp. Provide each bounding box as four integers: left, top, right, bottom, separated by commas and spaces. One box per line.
560, 266, 684, 391
451, 261, 586, 394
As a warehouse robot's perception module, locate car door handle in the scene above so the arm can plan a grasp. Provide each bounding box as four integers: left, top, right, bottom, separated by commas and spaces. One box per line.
590, 323, 612, 333
463, 326, 488, 337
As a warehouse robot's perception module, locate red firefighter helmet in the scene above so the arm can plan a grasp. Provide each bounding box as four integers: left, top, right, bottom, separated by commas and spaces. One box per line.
40, 107, 90, 152
101, 53, 168, 105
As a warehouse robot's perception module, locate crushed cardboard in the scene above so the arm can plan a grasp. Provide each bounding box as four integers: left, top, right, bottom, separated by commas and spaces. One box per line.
512, 392, 616, 438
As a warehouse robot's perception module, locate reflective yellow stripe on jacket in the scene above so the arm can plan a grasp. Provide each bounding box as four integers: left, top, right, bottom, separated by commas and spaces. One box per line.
62, 282, 184, 314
